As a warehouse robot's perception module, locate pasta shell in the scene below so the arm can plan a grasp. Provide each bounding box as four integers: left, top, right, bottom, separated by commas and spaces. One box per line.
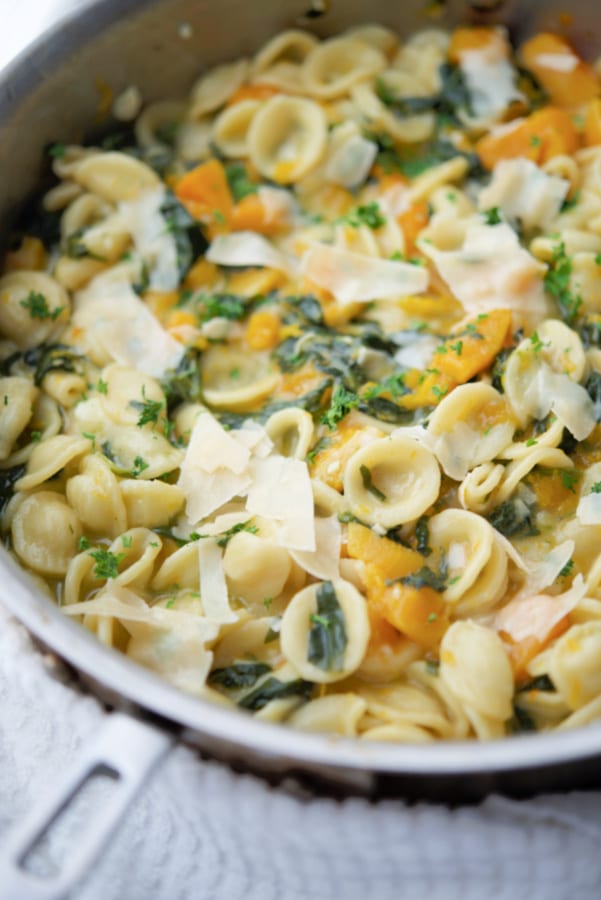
73, 152, 161, 203
190, 58, 249, 119
248, 95, 327, 183
440, 621, 513, 722
11, 491, 82, 576
212, 100, 262, 159
303, 37, 386, 99
0, 271, 70, 348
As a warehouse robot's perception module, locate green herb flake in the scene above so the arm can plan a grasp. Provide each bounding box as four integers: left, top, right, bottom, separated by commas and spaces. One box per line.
558, 558, 574, 578
130, 386, 166, 428
483, 207, 501, 225
343, 202, 387, 230
321, 383, 359, 430
121, 535, 133, 548
238, 676, 312, 711
544, 243, 582, 325
307, 581, 348, 672
89, 548, 125, 580
78, 536, 91, 552
48, 142, 67, 159
19, 291, 64, 321
360, 464, 386, 501
30, 430, 42, 442
96, 378, 108, 395
526, 438, 538, 447
560, 469, 580, 493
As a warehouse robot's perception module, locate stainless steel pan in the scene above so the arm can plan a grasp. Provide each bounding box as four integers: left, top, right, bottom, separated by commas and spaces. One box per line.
2, 1, 601, 896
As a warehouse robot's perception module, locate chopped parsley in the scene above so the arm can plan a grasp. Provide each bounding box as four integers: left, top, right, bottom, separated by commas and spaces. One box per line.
560, 469, 580, 493
130, 386, 166, 428
89, 548, 124, 580
321, 383, 359, 430
543, 243, 582, 325
483, 207, 501, 225
131, 455, 149, 477
19, 291, 64, 321
343, 202, 387, 230
591, 482, 601, 494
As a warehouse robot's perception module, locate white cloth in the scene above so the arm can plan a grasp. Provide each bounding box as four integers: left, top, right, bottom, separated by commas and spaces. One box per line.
2, 601, 601, 900
2, 3, 601, 899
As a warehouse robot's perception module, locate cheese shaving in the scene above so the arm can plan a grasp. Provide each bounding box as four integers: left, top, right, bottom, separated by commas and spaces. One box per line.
495, 575, 586, 643
246, 456, 315, 551
301, 243, 429, 305
290, 514, 341, 580
478, 159, 569, 231
206, 231, 297, 275
119, 187, 180, 290
198, 538, 237, 623
74, 276, 183, 378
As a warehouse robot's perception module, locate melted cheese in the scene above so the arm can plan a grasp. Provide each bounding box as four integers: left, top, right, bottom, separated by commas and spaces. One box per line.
419, 220, 549, 329
119, 187, 180, 290
206, 231, 297, 275
478, 159, 569, 232
73, 275, 183, 378
246, 456, 315, 551
198, 539, 237, 623
301, 243, 429, 305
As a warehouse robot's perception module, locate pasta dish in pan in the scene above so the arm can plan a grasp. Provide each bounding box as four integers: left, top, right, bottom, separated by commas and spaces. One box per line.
2, 23, 601, 741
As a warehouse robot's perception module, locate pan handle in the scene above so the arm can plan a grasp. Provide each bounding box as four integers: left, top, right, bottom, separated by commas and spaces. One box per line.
0, 711, 173, 900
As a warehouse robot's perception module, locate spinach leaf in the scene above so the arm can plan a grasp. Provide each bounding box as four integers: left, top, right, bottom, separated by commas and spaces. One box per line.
23, 343, 83, 386
209, 661, 272, 690
225, 163, 258, 202
238, 676, 313, 711
585, 370, 601, 422
415, 516, 432, 557
160, 190, 208, 279
508, 704, 538, 734
376, 62, 472, 126
160, 350, 203, 411
307, 581, 348, 672
0, 464, 26, 513
487, 497, 539, 538
577, 317, 601, 349
400, 558, 448, 592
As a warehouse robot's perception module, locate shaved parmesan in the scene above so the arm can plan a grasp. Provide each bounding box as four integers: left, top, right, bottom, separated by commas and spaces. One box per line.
119, 187, 179, 290
478, 159, 569, 232
198, 539, 237, 623
393, 333, 439, 370
301, 243, 429, 305
290, 514, 341, 580
186, 413, 250, 474
257, 186, 298, 228
460, 50, 523, 120
324, 133, 378, 189
206, 231, 297, 275
577, 463, 601, 525
419, 220, 549, 329
73, 276, 183, 378
509, 540, 576, 607
178, 413, 254, 522
522, 365, 595, 441
495, 575, 586, 643
246, 456, 315, 551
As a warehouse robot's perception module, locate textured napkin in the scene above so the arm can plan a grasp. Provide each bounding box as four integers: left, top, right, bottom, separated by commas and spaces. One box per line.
2, 600, 601, 900
3, 3, 601, 898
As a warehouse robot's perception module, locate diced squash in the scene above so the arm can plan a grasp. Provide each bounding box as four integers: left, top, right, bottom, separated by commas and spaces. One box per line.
432, 308, 512, 383
476, 106, 579, 170
309, 423, 379, 492
145, 290, 179, 320
3, 236, 46, 273
183, 258, 219, 291
300, 278, 361, 328
520, 32, 600, 107
246, 310, 281, 350
227, 266, 284, 297
449, 26, 508, 64
584, 97, 601, 146
503, 616, 570, 682
226, 83, 281, 106
230, 193, 287, 235
174, 158, 233, 233
278, 365, 327, 400
374, 578, 449, 651
347, 521, 423, 582
526, 470, 580, 516
397, 200, 429, 254
402, 368, 457, 409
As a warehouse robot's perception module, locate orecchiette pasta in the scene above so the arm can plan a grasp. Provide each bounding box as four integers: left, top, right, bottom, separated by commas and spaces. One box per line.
5, 19, 601, 745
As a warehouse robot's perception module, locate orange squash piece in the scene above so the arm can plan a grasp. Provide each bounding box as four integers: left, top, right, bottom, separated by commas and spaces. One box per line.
432, 308, 512, 384
174, 158, 233, 232
226, 83, 281, 106
397, 200, 430, 254
520, 32, 600, 107
347, 522, 423, 582
3, 236, 46, 273
375, 580, 449, 651
448, 26, 508, 64
245, 310, 281, 350
476, 106, 579, 170
584, 97, 601, 146
503, 616, 570, 682
230, 193, 288, 235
